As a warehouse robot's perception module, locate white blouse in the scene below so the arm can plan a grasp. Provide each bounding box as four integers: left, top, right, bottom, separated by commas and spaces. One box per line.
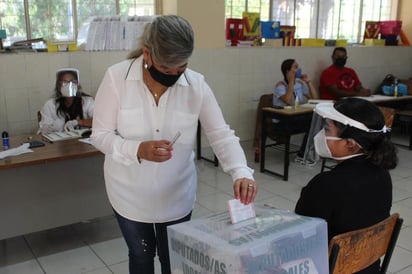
39, 96, 94, 132
92, 56, 254, 223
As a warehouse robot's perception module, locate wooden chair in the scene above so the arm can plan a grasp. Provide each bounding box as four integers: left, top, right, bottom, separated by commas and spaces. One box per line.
254, 94, 303, 181
253, 94, 273, 151
329, 213, 403, 274
321, 106, 395, 172
392, 109, 412, 150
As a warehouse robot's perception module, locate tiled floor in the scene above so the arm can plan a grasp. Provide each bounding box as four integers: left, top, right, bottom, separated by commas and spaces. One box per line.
1, 136, 412, 274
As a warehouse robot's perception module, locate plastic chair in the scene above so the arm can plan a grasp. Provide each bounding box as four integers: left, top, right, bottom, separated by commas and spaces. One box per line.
329, 213, 403, 274
321, 106, 395, 172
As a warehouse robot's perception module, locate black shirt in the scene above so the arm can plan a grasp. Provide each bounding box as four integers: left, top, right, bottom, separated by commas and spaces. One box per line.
295, 156, 392, 274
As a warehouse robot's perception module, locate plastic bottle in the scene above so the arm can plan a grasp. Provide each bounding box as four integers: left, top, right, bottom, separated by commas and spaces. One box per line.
393, 78, 398, 97
294, 95, 300, 109
2, 131, 9, 150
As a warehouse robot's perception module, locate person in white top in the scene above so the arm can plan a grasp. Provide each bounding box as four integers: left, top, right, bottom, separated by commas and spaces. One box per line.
38, 68, 94, 134
92, 15, 257, 274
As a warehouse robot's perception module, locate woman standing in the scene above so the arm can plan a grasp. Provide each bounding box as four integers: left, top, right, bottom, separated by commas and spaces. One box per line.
92, 15, 257, 274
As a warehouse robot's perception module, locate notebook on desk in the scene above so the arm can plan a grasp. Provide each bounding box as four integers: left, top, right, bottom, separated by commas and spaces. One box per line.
42, 128, 92, 142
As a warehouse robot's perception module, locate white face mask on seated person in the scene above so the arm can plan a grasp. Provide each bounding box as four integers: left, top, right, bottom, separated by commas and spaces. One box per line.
309, 102, 389, 160
314, 128, 363, 160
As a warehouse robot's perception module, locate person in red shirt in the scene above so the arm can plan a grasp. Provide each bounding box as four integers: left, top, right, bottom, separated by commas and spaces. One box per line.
320, 47, 371, 100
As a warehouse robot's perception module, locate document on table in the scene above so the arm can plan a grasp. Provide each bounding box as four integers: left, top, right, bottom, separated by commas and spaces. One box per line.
0, 143, 33, 159
42, 129, 91, 142
78, 138, 93, 145
227, 199, 256, 224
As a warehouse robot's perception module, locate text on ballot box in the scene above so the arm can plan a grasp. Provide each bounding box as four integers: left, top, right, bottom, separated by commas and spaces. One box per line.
167, 206, 328, 274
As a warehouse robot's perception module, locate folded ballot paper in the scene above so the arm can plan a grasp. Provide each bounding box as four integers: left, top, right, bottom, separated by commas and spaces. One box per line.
227, 199, 256, 224
0, 143, 33, 159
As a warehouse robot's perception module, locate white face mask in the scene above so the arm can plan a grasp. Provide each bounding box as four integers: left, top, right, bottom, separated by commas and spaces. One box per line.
60, 82, 78, 97
314, 128, 363, 161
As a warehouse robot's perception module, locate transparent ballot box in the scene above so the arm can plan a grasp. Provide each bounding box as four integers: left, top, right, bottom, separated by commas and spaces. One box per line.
167, 206, 328, 274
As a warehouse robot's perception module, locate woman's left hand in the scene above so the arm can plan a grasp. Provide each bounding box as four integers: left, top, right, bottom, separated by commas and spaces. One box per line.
233, 178, 257, 205
301, 74, 311, 83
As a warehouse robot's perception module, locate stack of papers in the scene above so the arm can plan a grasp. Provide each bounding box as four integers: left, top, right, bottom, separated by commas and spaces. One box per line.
84, 16, 153, 51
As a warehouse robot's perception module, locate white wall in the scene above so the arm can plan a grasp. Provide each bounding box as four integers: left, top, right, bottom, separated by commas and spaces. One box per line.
1, 46, 412, 141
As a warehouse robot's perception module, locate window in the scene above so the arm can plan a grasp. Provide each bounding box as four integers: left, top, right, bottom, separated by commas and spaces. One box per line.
225, 0, 398, 43
0, 0, 158, 47
0, 0, 26, 46
226, 0, 270, 21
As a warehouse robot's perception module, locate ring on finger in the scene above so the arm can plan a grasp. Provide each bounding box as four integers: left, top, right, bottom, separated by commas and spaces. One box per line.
247, 183, 254, 188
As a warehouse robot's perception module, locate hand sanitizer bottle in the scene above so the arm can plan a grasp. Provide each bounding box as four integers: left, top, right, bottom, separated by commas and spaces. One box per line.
2, 131, 10, 150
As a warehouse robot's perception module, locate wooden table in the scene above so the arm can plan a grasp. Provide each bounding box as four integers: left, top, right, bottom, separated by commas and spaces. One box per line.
0, 136, 112, 240
260, 106, 314, 181
347, 95, 412, 150
357, 94, 412, 106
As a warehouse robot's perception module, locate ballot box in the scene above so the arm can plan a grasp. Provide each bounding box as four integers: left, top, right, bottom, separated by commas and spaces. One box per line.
168, 206, 328, 274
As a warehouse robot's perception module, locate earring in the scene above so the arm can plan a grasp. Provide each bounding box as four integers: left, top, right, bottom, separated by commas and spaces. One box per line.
144, 62, 148, 69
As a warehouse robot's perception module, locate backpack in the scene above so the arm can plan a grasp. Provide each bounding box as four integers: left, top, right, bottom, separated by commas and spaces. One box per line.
378, 74, 396, 93
378, 74, 408, 96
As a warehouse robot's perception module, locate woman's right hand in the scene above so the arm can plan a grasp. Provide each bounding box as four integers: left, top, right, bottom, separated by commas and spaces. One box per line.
286, 69, 296, 83
137, 140, 173, 163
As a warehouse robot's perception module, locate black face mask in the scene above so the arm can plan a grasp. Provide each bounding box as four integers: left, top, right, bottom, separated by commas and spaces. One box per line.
147, 62, 182, 87
334, 58, 347, 68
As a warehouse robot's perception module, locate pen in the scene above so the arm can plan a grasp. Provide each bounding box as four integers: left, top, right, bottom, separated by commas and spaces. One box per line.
168, 131, 181, 148
42, 138, 53, 144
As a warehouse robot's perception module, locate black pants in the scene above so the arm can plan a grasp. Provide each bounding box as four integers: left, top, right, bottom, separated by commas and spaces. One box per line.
114, 210, 192, 274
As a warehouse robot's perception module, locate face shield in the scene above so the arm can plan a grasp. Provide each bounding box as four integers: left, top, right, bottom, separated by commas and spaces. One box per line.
60, 81, 78, 97
302, 102, 389, 162
56, 68, 80, 97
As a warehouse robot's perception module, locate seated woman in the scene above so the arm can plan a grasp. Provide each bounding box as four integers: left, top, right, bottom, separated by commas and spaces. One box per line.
39, 68, 94, 135
273, 59, 318, 162
295, 98, 397, 274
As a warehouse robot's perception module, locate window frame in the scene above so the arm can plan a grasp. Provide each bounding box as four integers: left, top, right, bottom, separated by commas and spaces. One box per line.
225, 0, 400, 44
0, 0, 161, 46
